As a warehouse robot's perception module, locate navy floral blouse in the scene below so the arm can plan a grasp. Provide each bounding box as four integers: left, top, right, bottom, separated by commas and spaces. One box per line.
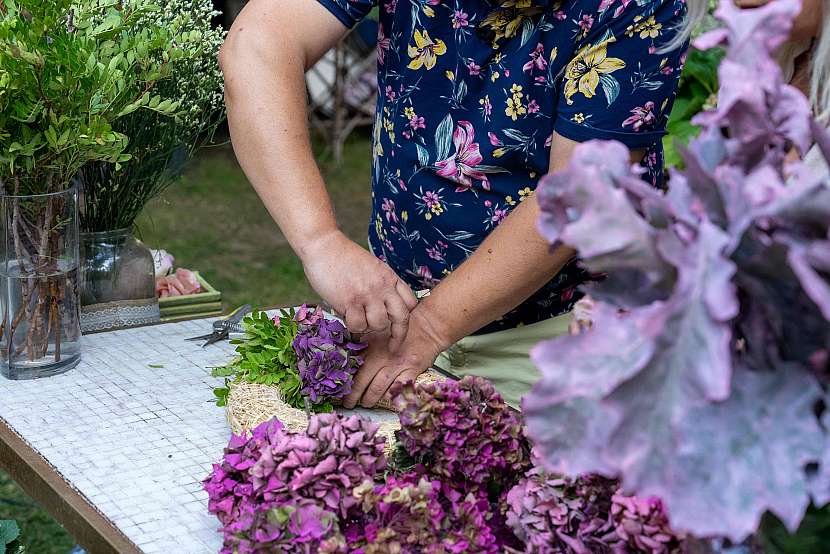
317, 0, 687, 334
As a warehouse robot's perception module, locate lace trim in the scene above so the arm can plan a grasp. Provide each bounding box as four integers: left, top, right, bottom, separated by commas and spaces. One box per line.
81, 299, 160, 333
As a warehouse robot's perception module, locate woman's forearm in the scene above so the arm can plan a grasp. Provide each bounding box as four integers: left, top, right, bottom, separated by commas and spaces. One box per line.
220, 0, 346, 260
419, 195, 575, 347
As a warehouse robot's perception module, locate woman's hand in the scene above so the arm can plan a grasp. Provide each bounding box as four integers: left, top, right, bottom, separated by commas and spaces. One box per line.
300, 230, 418, 350
342, 303, 449, 409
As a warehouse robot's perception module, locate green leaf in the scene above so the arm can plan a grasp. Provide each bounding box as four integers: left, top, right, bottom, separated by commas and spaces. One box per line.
0, 520, 20, 551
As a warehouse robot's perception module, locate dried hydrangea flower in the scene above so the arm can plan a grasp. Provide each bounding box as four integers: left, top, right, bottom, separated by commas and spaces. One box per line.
292, 304, 366, 404
391, 375, 531, 494
204, 414, 386, 552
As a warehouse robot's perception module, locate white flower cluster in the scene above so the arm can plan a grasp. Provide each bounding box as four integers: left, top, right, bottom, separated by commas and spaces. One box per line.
136, 0, 226, 135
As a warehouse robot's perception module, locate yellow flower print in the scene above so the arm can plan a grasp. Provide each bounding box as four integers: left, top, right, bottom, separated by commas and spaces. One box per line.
445, 70, 455, 81
401, 210, 409, 222
431, 204, 444, 216
425, 213, 432, 221
404, 106, 416, 119
626, 15, 662, 39
506, 195, 516, 206
563, 40, 626, 105
480, 6, 543, 47
373, 113, 384, 159
407, 30, 447, 70
572, 113, 586, 124
637, 16, 662, 38
423, 4, 435, 17
510, 84, 524, 99
383, 117, 396, 144
505, 96, 526, 120
550, 47, 558, 62
518, 187, 533, 200
491, 71, 500, 82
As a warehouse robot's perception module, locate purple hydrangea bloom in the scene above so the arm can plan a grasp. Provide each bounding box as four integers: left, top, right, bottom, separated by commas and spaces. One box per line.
346, 472, 500, 553
391, 375, 531, 495
292, 305, 367, 404
204, 414, 386, 553
504, 455, 685, 553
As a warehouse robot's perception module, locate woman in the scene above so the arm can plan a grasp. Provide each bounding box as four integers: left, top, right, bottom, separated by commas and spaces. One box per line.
220, 0, 688, 409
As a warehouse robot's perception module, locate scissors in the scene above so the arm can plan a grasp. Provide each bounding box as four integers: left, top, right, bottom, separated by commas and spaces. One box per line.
186, 304, 253, 347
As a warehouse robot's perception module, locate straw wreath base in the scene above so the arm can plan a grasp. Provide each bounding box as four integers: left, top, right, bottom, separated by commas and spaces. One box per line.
225, 371, 446, 456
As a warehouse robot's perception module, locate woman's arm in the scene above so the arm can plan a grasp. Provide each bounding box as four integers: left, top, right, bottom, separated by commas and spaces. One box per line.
343, 134, 638, 408
221, 0, 416, 346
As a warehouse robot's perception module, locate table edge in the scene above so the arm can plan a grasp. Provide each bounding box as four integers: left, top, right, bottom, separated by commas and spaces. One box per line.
0, 416, 142, 554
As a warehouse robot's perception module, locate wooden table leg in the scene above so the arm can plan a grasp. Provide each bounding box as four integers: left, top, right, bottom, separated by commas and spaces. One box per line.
0, 418, 141, 554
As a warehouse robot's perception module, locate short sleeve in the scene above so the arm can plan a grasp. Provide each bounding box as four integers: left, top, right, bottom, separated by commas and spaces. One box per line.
316, 0, 376, 28
554, 0, 687, 150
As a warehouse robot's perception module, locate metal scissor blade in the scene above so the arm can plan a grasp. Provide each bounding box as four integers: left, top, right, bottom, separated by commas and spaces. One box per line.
186, 332, 216, 342
201, 330, 229, 348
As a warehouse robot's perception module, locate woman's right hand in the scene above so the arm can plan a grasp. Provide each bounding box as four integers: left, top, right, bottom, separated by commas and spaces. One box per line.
300, 230, 418, 350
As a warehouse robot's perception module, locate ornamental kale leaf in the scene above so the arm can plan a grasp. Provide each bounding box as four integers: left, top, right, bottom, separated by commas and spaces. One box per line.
525, 0, 830, 542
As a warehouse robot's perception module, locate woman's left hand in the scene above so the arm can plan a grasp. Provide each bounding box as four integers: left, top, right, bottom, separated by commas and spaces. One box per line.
342, 305, 449, 409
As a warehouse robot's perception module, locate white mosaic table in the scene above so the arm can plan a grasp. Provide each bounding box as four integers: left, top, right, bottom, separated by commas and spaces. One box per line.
0, 315, 393, 554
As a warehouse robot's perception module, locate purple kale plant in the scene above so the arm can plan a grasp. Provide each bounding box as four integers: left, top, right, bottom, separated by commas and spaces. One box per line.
292, 304, 367, 405
524, 0, 830, 542
203, 413, 386, 553
391, 375, 531, 495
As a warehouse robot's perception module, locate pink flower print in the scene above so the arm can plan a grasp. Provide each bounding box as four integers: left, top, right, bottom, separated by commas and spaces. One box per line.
578, 14, 594, 33
488, 132, 501, 146
622, 101, 657, 132
437, 240, 448, 249
384, 0, 397, 13
435, 120, 491, 192
491, 207, 508, 225
452, 10, 469, 29
414, 265, 439, 288
385, 85, 396, 102
661, 65, 674, 75
377, 25, 391, 66
522, 43, 548, 74
527, 99, 540, 114
402, 129, 412, 139
544, 134, 552, 147
422, 190, 441, 210
484, 199, 492, 207
480, 96, 492, 118
398, 178, 408, 192
426, 246, 445, 261
554, 10, 566, 20
383, 238, 395, 252
409, 115, 426, 130
648, 45, 656, 55
381, 198, 398, 223
599, 0, 632, 17
467, 61, 481, 76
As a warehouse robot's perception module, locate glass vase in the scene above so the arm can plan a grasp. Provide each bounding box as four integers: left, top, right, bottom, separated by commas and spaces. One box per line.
80, 228, 160, 333
0, 188, 82, 380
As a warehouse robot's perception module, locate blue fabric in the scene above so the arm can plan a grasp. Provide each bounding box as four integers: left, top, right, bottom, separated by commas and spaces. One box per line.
319, 0, 687, 333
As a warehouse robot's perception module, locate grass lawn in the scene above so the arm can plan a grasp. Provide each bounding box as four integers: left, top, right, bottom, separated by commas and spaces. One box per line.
0, 132, 374, 552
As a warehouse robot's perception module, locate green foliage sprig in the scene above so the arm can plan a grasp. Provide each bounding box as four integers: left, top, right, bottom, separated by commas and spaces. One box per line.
212, 310, 318, 411
0, 0, 184, 194
662, 47, 723, 169
78, 0, 226, 232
